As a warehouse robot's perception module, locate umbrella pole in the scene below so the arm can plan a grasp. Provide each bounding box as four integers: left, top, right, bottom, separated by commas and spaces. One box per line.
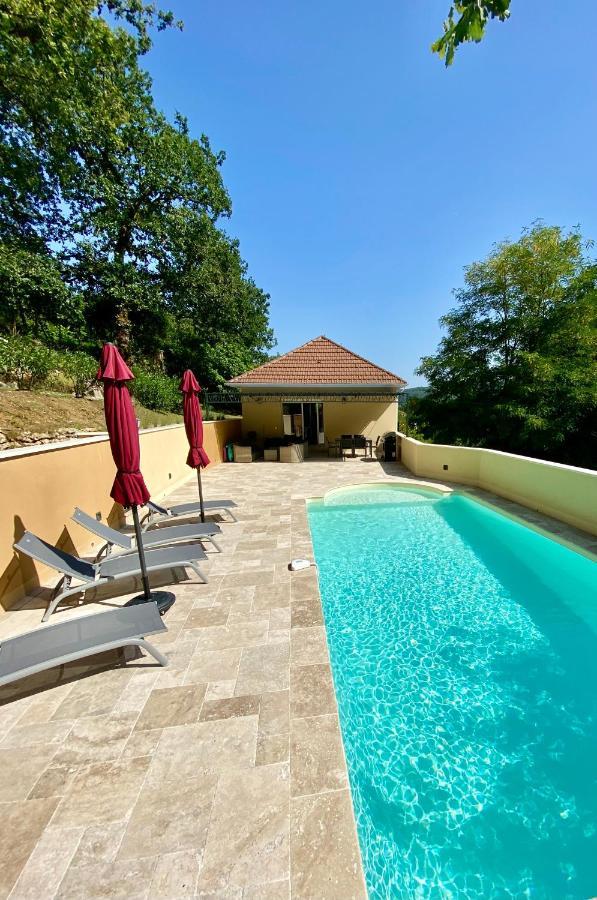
197, 467, 205, 523
131, 504, 152, 600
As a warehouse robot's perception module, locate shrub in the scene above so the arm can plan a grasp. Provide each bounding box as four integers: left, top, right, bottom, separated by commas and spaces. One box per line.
131, 368, 180, 414
0, 336, 56, 389
58, 351, 98, 397
40, 368, 73, 393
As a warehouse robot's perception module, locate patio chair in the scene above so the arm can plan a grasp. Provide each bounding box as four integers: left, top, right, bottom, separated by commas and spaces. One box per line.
141, 498, 238, 530
326, 436, 341, 458
353, 435, 368, 456
339, 435, 353, 459
14, 531, 208, 623
72, 507, 222, 557
0, 602, 169, 689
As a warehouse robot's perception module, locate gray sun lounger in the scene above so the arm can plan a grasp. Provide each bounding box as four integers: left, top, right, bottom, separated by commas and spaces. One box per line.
142, 498, 238, 530
14, 531, 208, 623
0, 602, 169, 689
72, 507, 222, 557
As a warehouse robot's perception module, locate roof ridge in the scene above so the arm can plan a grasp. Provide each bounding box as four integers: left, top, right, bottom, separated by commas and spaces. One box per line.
228, 334, 406, 386
232, 336, 328, 379
310, 335, 403, 382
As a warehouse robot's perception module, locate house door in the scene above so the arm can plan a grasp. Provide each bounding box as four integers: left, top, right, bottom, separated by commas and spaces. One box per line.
302, 403, 324, 445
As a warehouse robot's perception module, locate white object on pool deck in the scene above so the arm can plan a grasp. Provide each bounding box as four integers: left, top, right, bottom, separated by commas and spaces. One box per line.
289, 558, 311, 571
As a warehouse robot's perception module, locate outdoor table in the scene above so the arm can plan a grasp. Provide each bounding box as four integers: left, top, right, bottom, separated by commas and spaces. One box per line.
328, 437, 373, 458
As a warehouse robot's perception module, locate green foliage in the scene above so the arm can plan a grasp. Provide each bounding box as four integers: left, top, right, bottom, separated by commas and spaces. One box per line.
432, 1, 511, 65
0, 243, 82, 337
397, 404, 427, 442
158, 210, 274, 383
0, 0, 160, 241
130, 368, 180, 414
416, 223, 597, 468
397, 407, 409, 433
0, 337, 97, 394
58, 351, 98, 397
0, 0, 274, 381
135, 406, 183, 429
0, 336, 56, 389
399, 387, 429, 407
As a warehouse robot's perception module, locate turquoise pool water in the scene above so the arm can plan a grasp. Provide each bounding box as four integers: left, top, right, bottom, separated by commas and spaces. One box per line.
307, 485, 597, 899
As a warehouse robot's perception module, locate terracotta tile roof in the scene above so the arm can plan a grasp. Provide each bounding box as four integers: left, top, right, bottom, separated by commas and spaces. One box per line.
228, 336, 406, 386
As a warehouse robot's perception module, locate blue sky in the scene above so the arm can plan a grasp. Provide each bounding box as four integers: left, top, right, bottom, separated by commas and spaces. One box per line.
144, 1, 597, 385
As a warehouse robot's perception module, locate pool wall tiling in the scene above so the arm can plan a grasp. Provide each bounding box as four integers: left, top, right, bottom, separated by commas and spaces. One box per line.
307, 484, 597, 899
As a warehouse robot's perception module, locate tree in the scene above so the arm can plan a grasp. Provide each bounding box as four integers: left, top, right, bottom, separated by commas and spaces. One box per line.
417, 224, 597, 468
71, 111, 231, 353
432, 1, 511, 65
0, 0, 177, 243
158, 209, 274, 384
0, 0, 275, 385
0, 242, 82, 338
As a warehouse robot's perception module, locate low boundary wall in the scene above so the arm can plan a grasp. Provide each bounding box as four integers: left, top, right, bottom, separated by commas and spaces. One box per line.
398, 432, 597, 537
0, 419, 241, 612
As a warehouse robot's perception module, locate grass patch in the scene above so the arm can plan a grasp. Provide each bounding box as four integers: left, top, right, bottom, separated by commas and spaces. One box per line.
136, 407, 183, 429
0, 387, 182, 440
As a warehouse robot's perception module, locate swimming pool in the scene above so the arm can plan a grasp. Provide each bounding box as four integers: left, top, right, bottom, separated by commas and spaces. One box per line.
307, 484, 597, 899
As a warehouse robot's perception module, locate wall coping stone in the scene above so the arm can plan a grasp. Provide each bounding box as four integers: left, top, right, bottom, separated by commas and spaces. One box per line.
0, 422, 223, 462
396, 432, 597, 477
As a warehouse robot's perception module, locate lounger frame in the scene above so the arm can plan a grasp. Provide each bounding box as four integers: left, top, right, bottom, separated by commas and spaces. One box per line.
0, 604, 169, 688
14, 532, 208, 623
71, 507, 222, 558
142, 499, 238, 530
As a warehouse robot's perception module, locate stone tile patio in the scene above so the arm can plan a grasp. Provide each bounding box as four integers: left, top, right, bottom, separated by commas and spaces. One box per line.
0, 456, 594, 899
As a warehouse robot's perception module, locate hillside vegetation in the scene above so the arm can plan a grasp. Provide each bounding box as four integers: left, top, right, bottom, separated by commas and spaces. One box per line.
413, 224, 597, 469
0, 388, 182, 447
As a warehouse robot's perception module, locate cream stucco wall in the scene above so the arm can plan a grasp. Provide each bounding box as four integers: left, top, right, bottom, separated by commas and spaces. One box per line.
241, 400, 283, 442
399, 432, 597, 536
322, 401, 396, 442
0, 419, 241, 612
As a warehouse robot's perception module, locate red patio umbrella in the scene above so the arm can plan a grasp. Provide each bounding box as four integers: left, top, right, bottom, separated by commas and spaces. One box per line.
180, 369, 210, 522
97, 343, 173, 612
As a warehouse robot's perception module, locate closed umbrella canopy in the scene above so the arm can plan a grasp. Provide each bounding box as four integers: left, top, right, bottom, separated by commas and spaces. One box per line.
97, 343, 150, 509
180, 369, 210, 522
96, 343, 174, 613
180, 369, 210, 470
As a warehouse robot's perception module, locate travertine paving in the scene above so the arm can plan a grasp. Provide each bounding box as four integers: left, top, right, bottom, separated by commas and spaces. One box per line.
0, 456, 594, 899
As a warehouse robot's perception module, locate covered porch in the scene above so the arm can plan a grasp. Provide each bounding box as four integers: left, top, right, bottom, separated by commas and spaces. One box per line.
239, 389, 400, 457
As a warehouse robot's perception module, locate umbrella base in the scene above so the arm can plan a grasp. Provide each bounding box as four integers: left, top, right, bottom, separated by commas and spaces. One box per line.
126, 590, 176, 616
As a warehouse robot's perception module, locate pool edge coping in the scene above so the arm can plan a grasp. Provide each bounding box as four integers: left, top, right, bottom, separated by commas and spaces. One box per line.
304, 477, 597, 563
291, 498, 369, 899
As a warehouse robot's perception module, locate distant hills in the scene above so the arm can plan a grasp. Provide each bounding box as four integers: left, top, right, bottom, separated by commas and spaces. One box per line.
400, 386, 428, 404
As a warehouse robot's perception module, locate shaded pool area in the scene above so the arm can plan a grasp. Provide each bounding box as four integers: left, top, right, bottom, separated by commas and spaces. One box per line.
307, 485, 597, 899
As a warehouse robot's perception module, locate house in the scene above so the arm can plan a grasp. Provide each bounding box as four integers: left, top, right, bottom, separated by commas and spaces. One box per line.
228, 335, 406, 447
